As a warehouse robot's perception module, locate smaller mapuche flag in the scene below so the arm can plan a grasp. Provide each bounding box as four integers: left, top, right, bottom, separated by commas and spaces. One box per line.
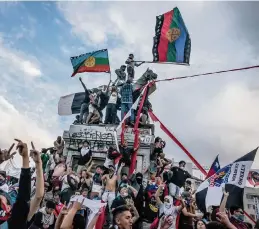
152, 7, 191, 64
70, 49, 110, 77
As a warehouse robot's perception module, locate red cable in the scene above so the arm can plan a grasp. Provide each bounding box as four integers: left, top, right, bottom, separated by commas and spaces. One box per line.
155, 65, 259, 83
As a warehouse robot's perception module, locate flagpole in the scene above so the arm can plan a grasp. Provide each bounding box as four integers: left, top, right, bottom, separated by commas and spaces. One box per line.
133, 60, 189, 66
107, 49, 112, 82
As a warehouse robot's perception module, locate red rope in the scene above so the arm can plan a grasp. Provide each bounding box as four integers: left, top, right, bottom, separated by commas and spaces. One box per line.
155, 65, 259, 83
148, 111, 207, 176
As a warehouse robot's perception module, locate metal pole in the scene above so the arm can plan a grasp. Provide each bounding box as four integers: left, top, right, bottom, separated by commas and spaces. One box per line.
133, 60, 190, 66
107, 49, 112, 82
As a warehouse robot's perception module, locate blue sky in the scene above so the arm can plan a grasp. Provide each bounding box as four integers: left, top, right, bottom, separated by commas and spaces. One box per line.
1, 1, 259, 168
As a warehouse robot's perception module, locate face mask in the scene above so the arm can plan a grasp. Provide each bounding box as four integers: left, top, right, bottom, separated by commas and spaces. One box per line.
0, 179, 6, 186
164, 203, 171, 209
136, 178, 142, 184
236, 214, 244, 222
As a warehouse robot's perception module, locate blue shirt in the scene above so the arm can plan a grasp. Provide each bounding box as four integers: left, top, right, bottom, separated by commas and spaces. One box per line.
120, 83, 133, 103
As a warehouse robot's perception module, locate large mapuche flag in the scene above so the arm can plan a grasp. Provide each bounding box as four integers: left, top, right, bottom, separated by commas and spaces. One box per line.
196, 148, 258, 212
70, 49, 110, 77
152, 7, 191, 64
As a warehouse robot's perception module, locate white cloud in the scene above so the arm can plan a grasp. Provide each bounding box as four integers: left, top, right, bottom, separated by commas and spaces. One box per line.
0, 96, 54, 149
0, 39, 41, 79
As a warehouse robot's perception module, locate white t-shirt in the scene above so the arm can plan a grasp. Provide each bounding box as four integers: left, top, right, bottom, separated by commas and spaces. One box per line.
0, 184, 8, 193
108, 92, 118, 104
158, 203, 180, 229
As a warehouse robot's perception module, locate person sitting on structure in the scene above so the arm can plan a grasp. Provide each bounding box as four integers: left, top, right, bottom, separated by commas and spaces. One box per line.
125, 54, 144, 82
87, 105, 101, 124
73, 115, 80, 125
85, 92, 101, 124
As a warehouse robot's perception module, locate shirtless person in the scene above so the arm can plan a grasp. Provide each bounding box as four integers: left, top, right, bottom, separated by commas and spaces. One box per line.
102, 163, 125, 226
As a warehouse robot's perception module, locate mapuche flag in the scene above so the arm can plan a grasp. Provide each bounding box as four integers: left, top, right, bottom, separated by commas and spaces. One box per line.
196, 148, 257, 213
152, 7, 191, 64
70, 49, 110, 77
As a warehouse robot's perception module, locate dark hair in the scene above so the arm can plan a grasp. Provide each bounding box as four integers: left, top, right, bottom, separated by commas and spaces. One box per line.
230, 206, 242, 215
194, 220, 207, 229
246, 222, 253, 229
112, 205, 130, 225
121, 173, 128, 177
46, 200, 56, 209
179, 160, 186, 166
136, 172, 143, 178
207, 221, 225, 229
73, 214, 86, 229
155, 137, 161, 143
83, 140, 90, 145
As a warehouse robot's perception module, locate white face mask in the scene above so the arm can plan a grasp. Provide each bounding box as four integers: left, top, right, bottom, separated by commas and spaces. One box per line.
164, 203, 171, 209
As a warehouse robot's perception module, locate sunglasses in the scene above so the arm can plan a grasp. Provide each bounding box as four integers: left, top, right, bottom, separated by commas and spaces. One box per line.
237, 211, 244, 214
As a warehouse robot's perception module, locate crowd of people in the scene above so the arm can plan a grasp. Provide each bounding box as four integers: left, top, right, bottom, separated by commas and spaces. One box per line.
73, 53, 149, 126
0, 133, 256, 229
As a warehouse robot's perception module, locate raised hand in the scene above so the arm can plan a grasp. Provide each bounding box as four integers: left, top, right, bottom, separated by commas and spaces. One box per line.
216, 212, 232, 226
72, 198, 85, 211
14, 139, 28, 158
222, 187, 229, 196
30, 142, 42, 164
61, 203, 68, 215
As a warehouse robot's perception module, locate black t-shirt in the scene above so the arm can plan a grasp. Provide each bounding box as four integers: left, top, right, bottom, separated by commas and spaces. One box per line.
78, 148, 92, 166
119, 146, 134, 167
83, 90, 90, 104
170, 167, 191, 188
99, 93, 109, 110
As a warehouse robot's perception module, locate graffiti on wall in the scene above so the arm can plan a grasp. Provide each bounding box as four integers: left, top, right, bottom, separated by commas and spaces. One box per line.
63, 125, 154, 152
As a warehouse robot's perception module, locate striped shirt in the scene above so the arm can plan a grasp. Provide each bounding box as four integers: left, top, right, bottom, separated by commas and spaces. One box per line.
120, 83, 133, 103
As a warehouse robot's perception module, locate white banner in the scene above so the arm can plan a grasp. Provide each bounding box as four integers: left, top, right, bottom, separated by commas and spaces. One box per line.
254, 197, 259, 220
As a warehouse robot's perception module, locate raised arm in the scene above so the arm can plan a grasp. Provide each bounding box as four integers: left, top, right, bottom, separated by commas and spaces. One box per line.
5, 143, 15, 160
117, 163, 125, 181
86, 161, 94, 173
128, 185, 138, 198
8, 139, 31, 229
27, 142, 44, 221
61, 200, 84, 229
219, 188, 229, 213
79, 77, 88, 92
155, 185, 163, 205
131, 204, 139, 224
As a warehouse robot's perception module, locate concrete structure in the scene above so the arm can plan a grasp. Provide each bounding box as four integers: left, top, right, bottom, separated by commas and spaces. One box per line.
62, 124, 154, 177
244, 187, 259, 223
